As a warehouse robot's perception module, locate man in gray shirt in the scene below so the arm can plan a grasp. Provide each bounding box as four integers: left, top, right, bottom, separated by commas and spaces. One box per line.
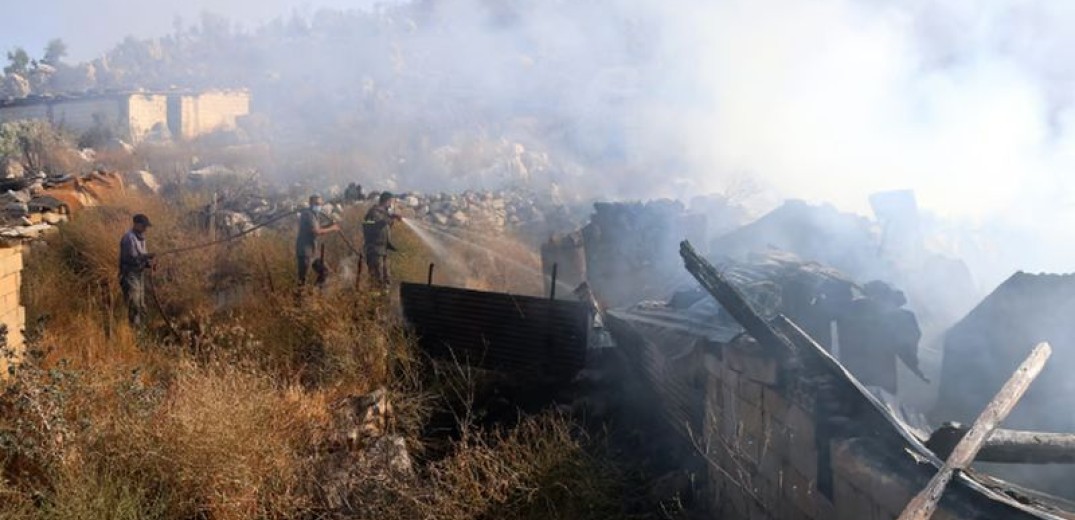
119, 214, 154, 327
296, 195, 339, 286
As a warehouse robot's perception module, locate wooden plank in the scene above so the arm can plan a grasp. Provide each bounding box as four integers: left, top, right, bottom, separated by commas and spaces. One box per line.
678, 241, 795, 356
897, 342, 1052, 520
927, 425, 1075, 464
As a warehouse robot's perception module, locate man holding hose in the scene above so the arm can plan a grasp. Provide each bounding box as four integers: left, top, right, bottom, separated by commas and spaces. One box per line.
363, 192, 401, 291
119, 214, 155, 328
296, 194, 340, 287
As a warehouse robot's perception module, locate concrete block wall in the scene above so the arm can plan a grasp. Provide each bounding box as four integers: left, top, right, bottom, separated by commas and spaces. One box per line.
0, 103, 49, 124
178, 90, 250, 138
702, 344, 835, 520
0, 245, 24, 377
126, 94, 168, 141
698, 340, 1049, 519
51, 97, 125, 136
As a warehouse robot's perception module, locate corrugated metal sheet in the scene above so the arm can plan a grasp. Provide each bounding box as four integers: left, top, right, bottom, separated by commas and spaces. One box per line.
400, 282, 591, 379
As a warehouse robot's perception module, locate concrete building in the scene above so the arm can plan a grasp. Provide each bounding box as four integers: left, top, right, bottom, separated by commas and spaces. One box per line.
0, 89, 251, 143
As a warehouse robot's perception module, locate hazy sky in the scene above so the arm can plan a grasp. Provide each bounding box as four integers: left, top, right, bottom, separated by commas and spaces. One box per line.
2, 0, 379, 61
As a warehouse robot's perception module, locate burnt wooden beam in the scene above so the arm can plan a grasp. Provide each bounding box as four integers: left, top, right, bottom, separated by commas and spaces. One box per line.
897, 342, 1052, 520
928, 424, 1075, 464
678, 241, 795, 356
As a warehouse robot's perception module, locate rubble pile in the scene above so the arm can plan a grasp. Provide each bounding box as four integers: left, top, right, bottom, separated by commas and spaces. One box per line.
396, 189, 577, 236
579, 200, 706, 308
0, 169, 126, 242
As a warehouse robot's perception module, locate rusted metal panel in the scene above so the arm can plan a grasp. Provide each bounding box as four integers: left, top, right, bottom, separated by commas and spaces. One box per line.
400, 282, 591, 379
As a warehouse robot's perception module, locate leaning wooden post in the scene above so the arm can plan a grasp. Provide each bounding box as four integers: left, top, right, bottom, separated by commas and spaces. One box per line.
897, 342, 1052, 520
679, 240, 796, 356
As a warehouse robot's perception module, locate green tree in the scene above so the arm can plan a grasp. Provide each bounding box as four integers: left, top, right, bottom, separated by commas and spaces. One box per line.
42, 39, 67, 66
4, 47, 29, 75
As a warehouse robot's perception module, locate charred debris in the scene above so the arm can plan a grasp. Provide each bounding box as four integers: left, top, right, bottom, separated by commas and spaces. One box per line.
401, 193, 1075, 519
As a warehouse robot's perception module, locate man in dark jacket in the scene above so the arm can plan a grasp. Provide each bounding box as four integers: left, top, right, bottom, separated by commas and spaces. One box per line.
296, 195, 340, 286
119, 214, 155, 327
363, 192, 400, 290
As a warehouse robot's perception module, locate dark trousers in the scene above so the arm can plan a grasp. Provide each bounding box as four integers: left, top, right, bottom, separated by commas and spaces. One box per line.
365, 252, 390, 289
297, 254, 312, 285
120, 272, 146, 327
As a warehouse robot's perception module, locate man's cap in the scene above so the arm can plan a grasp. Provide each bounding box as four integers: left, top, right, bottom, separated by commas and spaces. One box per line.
379, 191, 394, 203
133, 214, 152, 227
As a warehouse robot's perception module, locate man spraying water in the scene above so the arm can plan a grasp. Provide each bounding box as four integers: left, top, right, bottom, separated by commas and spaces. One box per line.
363, 192, 402, 291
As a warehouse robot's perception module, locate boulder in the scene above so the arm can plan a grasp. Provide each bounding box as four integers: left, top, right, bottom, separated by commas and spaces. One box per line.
129, 170, 160, 193
330, 387, 394, 450
0, 159, 24, 179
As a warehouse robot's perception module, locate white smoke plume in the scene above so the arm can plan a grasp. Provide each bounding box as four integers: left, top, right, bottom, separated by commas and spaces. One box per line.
5, 0, 1075, 282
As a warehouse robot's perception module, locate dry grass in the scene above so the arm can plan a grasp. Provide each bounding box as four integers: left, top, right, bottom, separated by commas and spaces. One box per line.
1, 188, 637, 520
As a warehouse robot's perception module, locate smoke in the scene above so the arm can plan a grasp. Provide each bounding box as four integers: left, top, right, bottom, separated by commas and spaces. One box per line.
7, 0, 1075, 280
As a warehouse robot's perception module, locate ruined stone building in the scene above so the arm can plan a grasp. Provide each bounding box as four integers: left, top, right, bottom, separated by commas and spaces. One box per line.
0, 89, 250, 143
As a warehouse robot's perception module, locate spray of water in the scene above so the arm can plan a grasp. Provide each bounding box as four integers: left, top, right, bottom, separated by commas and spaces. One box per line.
402, 217, 576, 295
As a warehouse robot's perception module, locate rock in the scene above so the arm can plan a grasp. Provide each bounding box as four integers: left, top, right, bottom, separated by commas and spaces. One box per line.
0, 190, 30, 204
41, 213, 66, 225
4, 203, 27, 217
359, 434, 412, 476
103, 137, 134, 154
449, 211, 468, 226
0, 223, 50, 239
330, 387, 394, 450
1, 159, 24, 179
129, 171, 160, 194
404, 195, 420, 207
432, 212, 449, 226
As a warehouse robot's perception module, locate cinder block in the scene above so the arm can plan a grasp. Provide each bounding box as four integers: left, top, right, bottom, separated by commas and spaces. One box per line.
834, 475, 873, 520
740, 378, 764, 405
782, 466, 819, 518
738, 398, 766, 437
0, 248, 22, 278
723, 362, 741, 389
704, 353, 722, 376
721, 394, 739, 441
763, 386, 790, 418
758, 420, 789, 476
739, 432, 762, 465
785, 405, 817, 478
747, 497, 773, 520
0, 272, 19, 297
725, 343, 779, 384
870, 466, 915, 516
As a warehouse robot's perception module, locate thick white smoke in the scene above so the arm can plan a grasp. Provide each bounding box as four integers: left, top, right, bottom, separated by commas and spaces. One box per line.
7, 0, 1075, 282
